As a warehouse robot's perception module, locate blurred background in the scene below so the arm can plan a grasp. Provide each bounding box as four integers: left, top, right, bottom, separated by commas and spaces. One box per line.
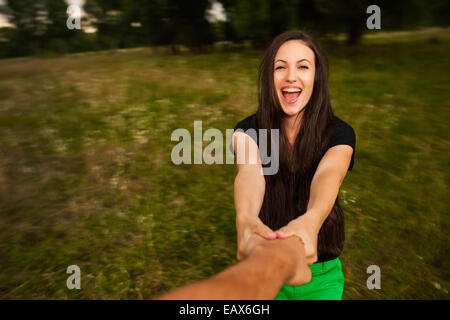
0, 0, 448, 299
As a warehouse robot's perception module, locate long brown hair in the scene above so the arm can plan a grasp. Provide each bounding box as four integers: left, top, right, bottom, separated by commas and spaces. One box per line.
256, 30, 344, 256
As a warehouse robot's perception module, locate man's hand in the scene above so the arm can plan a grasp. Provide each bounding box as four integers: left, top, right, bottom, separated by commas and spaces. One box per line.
236, 217, 277, 260
251, 235, 312, 287
275, 213, 319, 265
236, 221, 312, 287
279, 237, 312, 286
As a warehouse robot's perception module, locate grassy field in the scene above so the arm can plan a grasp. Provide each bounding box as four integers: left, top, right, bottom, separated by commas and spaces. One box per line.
0, 29, 449, 299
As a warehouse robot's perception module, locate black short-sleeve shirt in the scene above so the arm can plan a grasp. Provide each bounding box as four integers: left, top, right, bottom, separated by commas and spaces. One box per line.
231, 113, 356, 171
231, 113, 356, 263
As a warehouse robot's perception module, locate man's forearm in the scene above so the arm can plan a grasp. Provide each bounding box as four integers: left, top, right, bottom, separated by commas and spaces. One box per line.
157, 238, 304, 300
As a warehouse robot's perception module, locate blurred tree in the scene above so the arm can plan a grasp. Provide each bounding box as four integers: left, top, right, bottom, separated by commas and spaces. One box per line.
219, 0, 447, 46
168, 0, 215, 52
84, 0, 214, 52
309, 0, 437, 44
45, 0, 79, 53
0, 0, 47, 56
428, 0, 450, 27
0, 0, 449, 58
84, 0, 125, 49
213, 0, 237, 43
219, 0, 302, 48
324, 0, 368, 45
0, 0, 94, 56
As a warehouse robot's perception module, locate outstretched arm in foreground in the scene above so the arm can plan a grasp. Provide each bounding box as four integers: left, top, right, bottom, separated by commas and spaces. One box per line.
156, 235, 311, 300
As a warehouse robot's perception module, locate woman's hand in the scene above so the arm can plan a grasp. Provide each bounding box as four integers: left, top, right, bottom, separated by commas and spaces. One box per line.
275, 213, 319, 265
236, 217, 277, 260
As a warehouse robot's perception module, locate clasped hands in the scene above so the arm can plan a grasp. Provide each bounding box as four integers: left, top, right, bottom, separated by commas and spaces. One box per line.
237, 214, 319, 266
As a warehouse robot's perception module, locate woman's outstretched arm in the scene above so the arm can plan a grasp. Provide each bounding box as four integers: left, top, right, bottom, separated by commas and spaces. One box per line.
305, 145, 353, 226
233, 132, 277, 260
275, 144, 353, 264
156, 235, 311, 300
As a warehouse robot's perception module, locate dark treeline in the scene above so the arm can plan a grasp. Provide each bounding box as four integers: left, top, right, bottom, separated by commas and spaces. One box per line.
0, 0, 448, 58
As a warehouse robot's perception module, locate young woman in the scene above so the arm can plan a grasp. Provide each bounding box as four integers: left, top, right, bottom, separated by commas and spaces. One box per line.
232, 30, 356, 300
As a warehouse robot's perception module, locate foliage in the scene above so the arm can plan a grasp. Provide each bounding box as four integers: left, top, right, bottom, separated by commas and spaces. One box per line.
0, 0, 449, 57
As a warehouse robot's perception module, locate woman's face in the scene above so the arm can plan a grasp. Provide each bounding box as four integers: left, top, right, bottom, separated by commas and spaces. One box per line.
273, 40, 316, 118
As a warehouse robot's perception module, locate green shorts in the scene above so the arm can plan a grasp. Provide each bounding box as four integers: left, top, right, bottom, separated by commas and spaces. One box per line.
274, 257, 344, 300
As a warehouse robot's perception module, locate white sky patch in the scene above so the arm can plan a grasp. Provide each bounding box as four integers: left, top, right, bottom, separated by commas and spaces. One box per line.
0, 0, 13, 28
206, 1, 227, 23
0, 14, 13, 28
66, 0, 85, 19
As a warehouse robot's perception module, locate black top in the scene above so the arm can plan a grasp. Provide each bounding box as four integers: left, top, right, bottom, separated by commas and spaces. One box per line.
231, 113, 356, 263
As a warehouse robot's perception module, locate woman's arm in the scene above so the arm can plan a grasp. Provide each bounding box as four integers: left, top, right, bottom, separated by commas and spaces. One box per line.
276, 145, 353, 264
233, 132, 276, 260
304, 144, 353, 228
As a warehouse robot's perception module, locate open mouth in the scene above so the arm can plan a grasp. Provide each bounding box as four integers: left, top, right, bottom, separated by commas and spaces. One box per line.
281, 88, 302, 104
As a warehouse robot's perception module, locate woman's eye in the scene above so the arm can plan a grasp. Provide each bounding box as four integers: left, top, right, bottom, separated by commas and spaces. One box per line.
275, 66, 308, 70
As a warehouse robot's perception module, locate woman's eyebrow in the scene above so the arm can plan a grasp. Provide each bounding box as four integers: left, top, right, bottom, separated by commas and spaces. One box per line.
275, 59, 311, 64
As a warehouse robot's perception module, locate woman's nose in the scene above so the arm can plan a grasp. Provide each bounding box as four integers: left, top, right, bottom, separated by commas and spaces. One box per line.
286, 67, 297, 82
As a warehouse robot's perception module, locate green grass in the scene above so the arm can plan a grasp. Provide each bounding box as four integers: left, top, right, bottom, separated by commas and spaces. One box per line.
0, 29, 449, 299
